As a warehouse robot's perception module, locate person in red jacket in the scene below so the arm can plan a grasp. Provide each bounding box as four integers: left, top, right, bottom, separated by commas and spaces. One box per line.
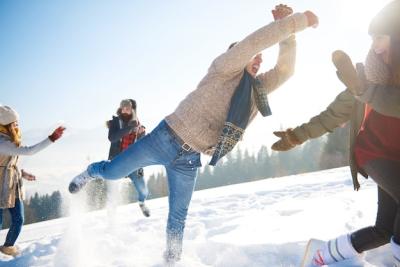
273, 1, 400, 265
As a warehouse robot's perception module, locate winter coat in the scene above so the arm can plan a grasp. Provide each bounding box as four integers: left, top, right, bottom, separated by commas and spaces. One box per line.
292, 85, 400, 190
107, 115, 139, 160
0, 133, 51, 208
165, 13, 309, 154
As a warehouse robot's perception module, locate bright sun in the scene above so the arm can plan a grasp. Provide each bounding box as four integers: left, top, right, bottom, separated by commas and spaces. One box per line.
338, 0, 393, 31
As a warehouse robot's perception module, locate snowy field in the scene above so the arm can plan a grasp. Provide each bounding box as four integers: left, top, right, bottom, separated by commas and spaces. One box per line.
0, 167, 393, 267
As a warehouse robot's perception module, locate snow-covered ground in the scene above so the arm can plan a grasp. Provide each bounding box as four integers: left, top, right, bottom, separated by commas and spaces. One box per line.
0, 167, 393, 267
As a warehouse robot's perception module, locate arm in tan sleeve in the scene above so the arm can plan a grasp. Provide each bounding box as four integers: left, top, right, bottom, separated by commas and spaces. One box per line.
256, 35, 296, 94
210, 13, 308, 75
292, 89, 355, 143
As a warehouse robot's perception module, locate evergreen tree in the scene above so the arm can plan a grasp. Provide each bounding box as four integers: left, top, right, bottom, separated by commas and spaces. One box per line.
319, 123, 350, 169
49, 191, 62, 219
0, 131, 353, 230
256, 145, 273, 179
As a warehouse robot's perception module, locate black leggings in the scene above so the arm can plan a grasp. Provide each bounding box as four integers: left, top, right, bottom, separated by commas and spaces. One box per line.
350, 159, 400, 253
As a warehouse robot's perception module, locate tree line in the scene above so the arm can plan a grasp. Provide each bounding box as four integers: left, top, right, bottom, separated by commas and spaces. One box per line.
1, 123, 349, 227
1, 191, 62, 228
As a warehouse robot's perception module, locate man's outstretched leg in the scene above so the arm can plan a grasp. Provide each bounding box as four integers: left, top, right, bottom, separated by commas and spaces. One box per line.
69, 131, 159, 193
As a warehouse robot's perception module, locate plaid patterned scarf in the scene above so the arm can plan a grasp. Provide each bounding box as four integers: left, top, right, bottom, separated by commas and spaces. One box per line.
210, 70, 271, 166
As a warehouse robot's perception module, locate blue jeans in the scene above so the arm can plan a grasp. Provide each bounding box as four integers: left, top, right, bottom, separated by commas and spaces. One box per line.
128, 170, 148, 202
0, 198, 24, 246
87, 120, 201, 259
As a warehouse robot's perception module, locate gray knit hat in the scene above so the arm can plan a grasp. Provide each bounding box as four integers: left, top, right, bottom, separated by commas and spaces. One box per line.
0, 105, 19, 125
120, 99, 133, 109
369, 0, 400, 37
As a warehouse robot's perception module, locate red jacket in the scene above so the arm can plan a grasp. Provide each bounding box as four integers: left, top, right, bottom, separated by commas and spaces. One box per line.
355, 106, 400, 167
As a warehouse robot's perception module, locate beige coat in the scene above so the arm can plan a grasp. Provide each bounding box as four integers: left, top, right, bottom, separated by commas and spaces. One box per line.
165, 13, 309, 154
0, 133, 52, 208
0, 153, 22, 209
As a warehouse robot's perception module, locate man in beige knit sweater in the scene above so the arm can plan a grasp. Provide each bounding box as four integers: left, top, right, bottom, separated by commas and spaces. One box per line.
69, 4, 318, 263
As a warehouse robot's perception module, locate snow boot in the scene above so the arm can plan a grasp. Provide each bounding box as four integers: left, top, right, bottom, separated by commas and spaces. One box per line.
0, 245, 19, 256
139, 202, 150, 217
68, 170, 94, 193
163, 249, 181, 265
312, 234, 361, 266
391, 237, 400, 267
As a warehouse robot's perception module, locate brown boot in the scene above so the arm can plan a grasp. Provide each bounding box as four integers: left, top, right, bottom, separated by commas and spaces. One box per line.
0, 245, 20, 256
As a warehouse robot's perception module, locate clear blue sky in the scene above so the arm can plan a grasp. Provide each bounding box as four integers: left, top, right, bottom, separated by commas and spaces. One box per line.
0, 0, 389, 136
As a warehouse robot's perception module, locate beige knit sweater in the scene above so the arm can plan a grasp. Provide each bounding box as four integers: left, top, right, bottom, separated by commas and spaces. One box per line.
165, 13, 309, 154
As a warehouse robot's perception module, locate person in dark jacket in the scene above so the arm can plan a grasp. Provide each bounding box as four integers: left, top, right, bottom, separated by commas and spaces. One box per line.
107, 99, 150, 217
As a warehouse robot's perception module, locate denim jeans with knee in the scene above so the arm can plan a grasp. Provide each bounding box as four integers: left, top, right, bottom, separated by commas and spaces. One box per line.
87, 120, 201, 258
0, 198, 24, 246
128, 170, 148, 203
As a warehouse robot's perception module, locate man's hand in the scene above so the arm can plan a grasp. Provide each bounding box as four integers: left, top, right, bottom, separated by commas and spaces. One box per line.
271, 129, 302, 151
304, 11, 319, 28
272, 4, 293, 20
49, 126, 66, 142
332, 50, 367, 96
21, 169, 36, 181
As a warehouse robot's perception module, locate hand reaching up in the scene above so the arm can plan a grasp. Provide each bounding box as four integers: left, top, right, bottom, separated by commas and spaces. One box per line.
272, 4, 293, 20
332, 50, 367, 96
49, 126, 66, 142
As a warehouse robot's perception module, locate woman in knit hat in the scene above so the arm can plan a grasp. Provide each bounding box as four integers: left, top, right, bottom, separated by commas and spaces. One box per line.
0, 105, 65, 256
272, 0, 400, 265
